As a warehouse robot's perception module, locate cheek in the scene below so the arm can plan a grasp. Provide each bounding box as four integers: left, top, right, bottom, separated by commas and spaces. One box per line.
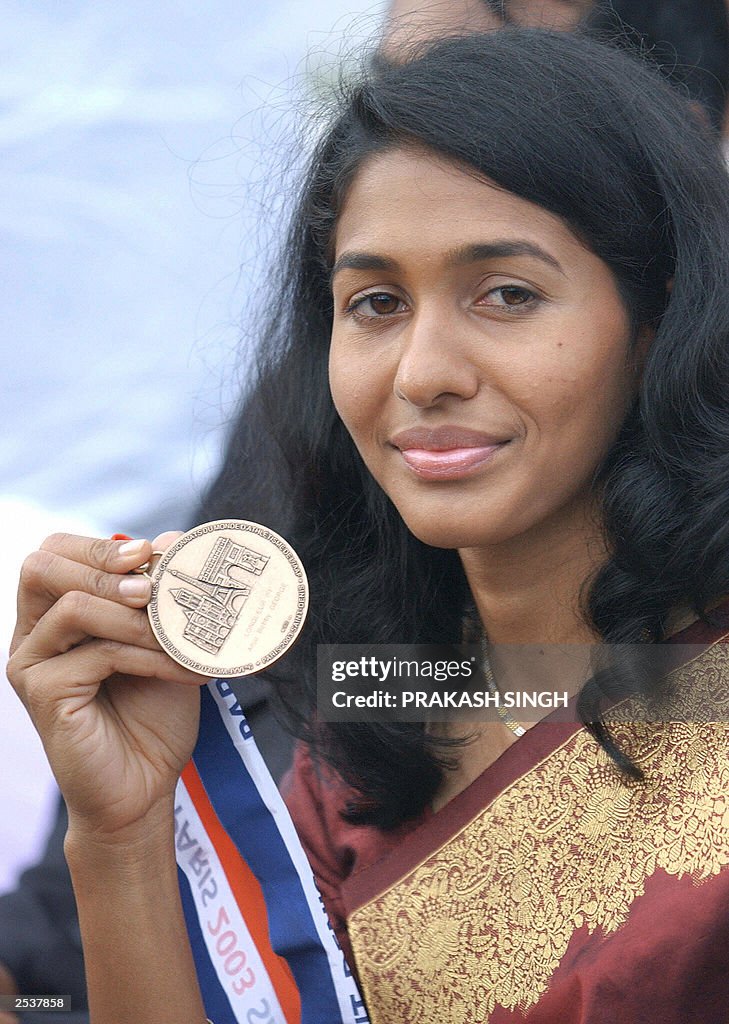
328, 343, 378, 440
547, 368, 634, 460
518, 325, 636, 449
328, 342, 350, 421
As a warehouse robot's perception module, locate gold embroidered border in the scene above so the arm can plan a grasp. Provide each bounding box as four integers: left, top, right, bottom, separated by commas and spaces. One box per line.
348, 643, 729, 1023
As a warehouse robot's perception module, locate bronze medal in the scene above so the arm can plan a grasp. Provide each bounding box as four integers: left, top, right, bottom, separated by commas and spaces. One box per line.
147, 519, 308, 677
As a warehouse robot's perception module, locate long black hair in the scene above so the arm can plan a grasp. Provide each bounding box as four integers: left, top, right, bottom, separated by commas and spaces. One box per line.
199, 29, 729, 828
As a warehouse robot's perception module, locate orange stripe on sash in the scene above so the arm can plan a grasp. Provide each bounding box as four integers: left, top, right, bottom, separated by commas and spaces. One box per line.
182, 760, 302, 1023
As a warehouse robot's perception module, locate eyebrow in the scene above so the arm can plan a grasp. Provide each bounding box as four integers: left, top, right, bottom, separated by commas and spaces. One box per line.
331, 252, 397, 278
330, 239, 565, 280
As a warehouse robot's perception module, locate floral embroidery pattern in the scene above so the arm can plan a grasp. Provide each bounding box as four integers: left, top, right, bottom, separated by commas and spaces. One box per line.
348, 643, 729, 1022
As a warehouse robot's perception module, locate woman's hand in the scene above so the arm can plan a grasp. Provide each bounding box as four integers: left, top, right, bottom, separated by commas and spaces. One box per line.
7, 532, 208, 841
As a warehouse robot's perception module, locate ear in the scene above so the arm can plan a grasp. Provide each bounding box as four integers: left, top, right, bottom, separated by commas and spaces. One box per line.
633, 277, 672, 373
631, 324, 655, 382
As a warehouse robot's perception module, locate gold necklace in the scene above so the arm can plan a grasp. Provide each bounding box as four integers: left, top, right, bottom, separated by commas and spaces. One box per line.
482, 641, 526, 738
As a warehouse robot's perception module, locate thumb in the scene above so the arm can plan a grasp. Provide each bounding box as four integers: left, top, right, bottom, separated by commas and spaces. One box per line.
151, 530, 184, 551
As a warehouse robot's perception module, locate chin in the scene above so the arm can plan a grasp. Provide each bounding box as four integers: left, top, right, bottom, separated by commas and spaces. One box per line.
397, 512, 507, 550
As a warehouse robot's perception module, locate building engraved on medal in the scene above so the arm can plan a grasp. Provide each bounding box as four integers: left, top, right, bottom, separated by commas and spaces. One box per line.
167, 537, 270, 656
147, 520, 309, 678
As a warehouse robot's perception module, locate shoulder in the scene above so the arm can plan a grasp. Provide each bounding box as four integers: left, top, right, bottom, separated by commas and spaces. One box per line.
665, 597, 729, 645
282, 743, 407, 883
281, 742, 421, 963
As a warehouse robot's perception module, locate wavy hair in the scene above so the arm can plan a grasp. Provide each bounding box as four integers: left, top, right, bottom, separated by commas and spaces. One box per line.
199, 29, 729, 828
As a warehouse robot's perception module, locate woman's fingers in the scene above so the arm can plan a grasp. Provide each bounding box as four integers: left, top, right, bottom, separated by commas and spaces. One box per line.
40, 531, 152, 571
14, 592, 158, 663
14, 532, 184, 643
8, 635, 205, 829
10, 588, 207, 702
7, 528, 206, 835
28, 638, 205, 695
19, 547, 151, 611
10, 633, 206, 718
151, 530, 184, 551
13, 535, 153, 648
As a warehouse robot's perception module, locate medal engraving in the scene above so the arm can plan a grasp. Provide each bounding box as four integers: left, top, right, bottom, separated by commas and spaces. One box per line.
148, 520, 308, 676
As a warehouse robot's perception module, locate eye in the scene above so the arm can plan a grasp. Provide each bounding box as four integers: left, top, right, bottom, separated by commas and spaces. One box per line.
481, 285, 537, 308
344, 291, 407, 319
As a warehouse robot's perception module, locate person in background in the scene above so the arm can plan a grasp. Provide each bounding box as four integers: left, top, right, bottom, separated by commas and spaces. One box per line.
0, 801, 86, 1024
588, 0, 729, 138
380, 0, 500, 54
502, 0, 591, 27
382, 0, 729, 142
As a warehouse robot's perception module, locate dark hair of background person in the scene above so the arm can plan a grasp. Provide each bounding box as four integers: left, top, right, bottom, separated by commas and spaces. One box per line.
478, 0, 729, 137
587, 0, 729, 137
197, 29, 729, 829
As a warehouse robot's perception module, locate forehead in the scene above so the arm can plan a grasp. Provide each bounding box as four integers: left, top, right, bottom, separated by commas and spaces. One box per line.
506, 0, 593, 29
333, 147, 586, 265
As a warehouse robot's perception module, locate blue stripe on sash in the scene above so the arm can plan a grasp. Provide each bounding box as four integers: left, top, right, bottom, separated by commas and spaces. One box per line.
178, 865, 234, 1024
194, 684, 344, 1024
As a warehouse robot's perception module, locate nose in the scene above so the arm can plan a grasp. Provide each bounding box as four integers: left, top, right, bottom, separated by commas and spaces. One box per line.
393, 306, 480, 408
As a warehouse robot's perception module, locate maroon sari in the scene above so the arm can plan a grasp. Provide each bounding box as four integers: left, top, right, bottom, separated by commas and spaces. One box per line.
284, 609, 729, 1023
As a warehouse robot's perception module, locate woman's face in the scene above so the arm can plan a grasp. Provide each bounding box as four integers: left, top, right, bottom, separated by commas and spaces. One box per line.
328, 147, 643, 550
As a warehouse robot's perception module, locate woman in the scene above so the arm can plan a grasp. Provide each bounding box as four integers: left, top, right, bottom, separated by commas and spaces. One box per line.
8, 29, 729, 1024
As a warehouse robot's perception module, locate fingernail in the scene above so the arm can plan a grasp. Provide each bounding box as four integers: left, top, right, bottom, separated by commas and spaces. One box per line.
119, 576, 151, 599
118, 539, 147, 557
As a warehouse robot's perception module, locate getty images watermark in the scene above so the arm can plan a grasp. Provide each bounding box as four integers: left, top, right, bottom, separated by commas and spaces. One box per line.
317, 644, 573, 723
316, 642, 729, 723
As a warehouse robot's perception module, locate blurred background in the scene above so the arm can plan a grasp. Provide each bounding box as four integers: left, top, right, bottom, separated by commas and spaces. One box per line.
0, 0, 380, 893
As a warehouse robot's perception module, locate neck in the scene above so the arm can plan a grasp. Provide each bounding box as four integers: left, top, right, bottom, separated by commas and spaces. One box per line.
459, 496, 606, 646
434, 498, 608, 803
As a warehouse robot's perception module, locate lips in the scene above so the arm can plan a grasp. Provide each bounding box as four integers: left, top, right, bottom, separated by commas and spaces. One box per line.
390, 426, 511, 480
